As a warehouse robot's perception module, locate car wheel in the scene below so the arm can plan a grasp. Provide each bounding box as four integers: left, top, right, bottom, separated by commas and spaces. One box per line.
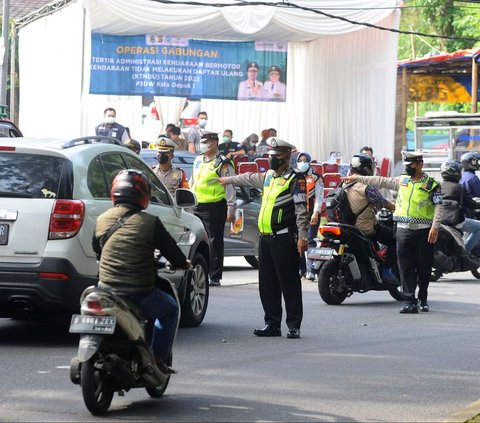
244, 255, 259, 269
180, 252, 209, 327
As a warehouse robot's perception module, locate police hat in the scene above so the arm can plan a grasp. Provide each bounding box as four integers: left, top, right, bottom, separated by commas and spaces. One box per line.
199, 129, 219, 142
247, 61, 259, 71
266, 137, 296, 155
156, 136, 177, 152
402, 150, 423, 165
269, 65, 281, 74
124, 139, 141, 152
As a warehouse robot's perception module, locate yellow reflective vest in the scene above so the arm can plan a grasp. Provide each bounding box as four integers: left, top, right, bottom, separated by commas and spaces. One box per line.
191, 155, 228, 204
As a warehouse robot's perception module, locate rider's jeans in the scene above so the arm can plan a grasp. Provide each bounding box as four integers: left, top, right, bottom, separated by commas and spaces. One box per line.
129, 288, 179, 362
462, 218, 480, 253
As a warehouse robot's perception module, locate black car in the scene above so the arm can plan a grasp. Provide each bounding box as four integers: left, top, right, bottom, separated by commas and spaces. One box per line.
140, 149, 260, 268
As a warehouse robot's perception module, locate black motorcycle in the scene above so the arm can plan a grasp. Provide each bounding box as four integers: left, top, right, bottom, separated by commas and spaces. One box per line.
308, 220, 404, 305
430, 223, 480, 281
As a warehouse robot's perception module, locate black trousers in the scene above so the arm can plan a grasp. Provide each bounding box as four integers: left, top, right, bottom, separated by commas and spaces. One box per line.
396, 227, 434, 303
258, 232, 303, 330
195, 200, 227, 281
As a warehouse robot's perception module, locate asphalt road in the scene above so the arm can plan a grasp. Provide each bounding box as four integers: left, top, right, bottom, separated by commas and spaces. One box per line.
1, 257, 480, 422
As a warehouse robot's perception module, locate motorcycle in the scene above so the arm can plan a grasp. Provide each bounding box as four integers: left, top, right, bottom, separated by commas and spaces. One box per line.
430, 223, 480, 281
308, 211, 404, 305
69, 261, 183, 415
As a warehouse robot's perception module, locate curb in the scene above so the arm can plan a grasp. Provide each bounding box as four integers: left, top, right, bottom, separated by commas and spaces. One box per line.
444, 399, 480, 423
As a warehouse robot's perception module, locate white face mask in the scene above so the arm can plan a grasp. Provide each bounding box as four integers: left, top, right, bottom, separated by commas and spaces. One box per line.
198, 119, 207, 128
297, 162, 310, 173
200, 142, 211, 154
105, 116, 116, 124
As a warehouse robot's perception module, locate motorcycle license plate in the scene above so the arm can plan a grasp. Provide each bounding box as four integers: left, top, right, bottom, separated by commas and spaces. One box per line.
69, 315, 117, 334
307, 247, 334, 261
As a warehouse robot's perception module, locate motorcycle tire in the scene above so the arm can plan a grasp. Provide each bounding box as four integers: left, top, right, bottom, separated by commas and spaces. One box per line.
430, 267, 443, 282
146, 375, 170, 398
81, 357, 114, 415
471, 268, 480, 279
387, 286, 406, 301
318, 259, 348, 305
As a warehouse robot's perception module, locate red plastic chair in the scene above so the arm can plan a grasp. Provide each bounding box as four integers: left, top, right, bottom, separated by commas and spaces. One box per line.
238, 162, 258, 174
310, 163, 323, 176
379, 158, 390, 177
254, 158, 270, 172
323, 173, 342, 189
322, 163, 339, 174
233, 155, 249, 174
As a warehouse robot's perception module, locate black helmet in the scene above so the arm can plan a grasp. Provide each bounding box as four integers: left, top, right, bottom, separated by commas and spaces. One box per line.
110, 169, 151, 210
440, 160, 462, 182
350, 153, 375, 176
460, 151, 480, 171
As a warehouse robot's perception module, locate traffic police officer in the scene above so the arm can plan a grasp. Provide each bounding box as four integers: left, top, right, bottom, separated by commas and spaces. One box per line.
95, 107, 129, 142
190, 130, 236, 287
219, 137, 309, 338
344, 151, 442, 313
152, 136, 189, 196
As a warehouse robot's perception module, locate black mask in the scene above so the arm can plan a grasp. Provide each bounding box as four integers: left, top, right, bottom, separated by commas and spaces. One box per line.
159, 153, 170, 164
405, 165, 416, 177
269, 156, 286, 171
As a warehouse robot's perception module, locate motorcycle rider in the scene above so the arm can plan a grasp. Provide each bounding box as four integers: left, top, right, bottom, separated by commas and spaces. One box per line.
346, 154, 397, 282
92, 169, 191, 372
459, 152, 480, 253
439, 160, 480, 266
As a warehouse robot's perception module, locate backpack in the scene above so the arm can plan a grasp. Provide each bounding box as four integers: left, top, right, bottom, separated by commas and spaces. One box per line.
325, 182, 368, 225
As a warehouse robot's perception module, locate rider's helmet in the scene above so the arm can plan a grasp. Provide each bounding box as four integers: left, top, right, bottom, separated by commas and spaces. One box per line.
111, 169, 151, 210
350, 153, 375, 176
460, 151, 480, 171
440, 160, 462, 182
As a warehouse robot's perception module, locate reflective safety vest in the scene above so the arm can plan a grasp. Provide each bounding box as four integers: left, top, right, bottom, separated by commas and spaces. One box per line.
191, 155, 227, 204
305, 171, 321, 212
393, 174, 439, 224
258, 169, 297, 234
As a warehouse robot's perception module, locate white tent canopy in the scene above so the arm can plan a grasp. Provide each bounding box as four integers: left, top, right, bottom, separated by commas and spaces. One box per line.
18, 0, 401, 163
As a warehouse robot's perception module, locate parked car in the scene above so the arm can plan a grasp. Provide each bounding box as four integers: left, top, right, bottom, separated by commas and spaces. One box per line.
140, 149, 260, 268
0, 136, 211, 326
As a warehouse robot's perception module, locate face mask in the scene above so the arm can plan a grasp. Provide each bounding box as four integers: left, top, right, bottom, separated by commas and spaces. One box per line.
105, 116, 116, 124
198, 119, 207, 128
405, 165, 416, 177
269, 156, 286, 171
159, 153, 170, 164
223, 136, 231, 143
200, 142, 211, 154
297, 162, 310, 173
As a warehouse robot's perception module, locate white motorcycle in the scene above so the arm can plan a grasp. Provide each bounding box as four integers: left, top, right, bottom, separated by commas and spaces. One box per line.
69, 262, 183, 415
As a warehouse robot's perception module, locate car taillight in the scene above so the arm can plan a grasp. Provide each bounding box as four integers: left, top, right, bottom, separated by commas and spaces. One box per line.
320, 226, 342, 237
0, 146, 15, 151
49, 200, 85, 239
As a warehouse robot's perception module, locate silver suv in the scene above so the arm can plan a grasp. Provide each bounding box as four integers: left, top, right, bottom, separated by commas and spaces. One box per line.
0, 137, 210, 326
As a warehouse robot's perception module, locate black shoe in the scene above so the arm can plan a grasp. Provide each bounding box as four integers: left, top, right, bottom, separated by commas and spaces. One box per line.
253, 325, 281, 337
209, 278, 221, 287
419, 301, 429, 312
399, 303, 418, 314
287, 328, 301, 339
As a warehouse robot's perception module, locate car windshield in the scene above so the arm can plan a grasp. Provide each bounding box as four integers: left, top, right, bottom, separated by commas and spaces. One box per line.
0, 153, 68, 199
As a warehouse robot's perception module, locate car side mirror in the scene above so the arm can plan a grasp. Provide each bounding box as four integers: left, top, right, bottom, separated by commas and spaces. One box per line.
175, 188, 197, 208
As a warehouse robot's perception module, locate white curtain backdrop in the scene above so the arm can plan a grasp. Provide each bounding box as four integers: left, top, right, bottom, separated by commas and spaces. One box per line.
18, 0, 401, 163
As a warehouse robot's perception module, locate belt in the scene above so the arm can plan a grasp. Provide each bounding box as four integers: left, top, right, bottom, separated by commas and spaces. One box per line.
261, 227, 289, 236
396, 222, 431, 230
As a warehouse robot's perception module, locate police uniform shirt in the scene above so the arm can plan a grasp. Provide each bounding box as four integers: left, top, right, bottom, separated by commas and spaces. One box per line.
153, 165, 188, 196
263, 80, 286, 101
237, 79, 264, 100
218, 141, 244, 155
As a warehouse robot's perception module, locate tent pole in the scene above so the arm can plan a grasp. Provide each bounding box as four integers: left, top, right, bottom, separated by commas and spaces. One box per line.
401, 66, 408, 153
472, 57, 478, 113
1, 0, 10, 107
9, 27, 16, 123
